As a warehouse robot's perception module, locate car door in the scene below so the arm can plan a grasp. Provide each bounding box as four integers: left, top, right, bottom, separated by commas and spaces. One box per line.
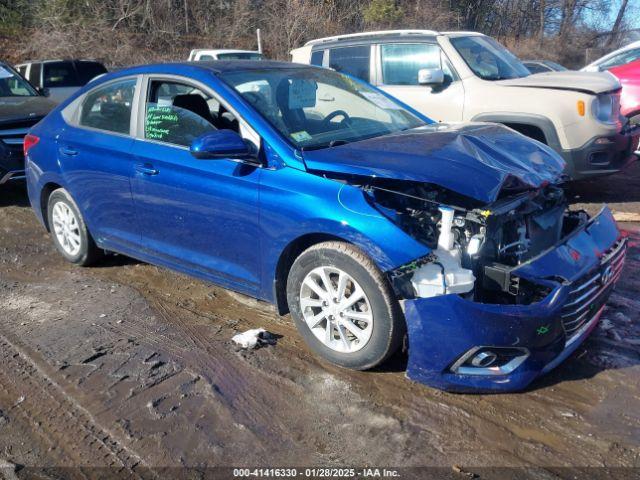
130, 76, 262, 294
375, 43, 465, 122
56, 76, 141, 250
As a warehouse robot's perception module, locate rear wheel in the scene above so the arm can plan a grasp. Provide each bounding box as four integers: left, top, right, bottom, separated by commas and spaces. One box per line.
47, 188, 102, 266
286, 241, 404, 370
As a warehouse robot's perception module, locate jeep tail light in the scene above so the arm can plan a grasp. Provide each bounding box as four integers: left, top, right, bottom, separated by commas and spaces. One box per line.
23, 134, 40, 156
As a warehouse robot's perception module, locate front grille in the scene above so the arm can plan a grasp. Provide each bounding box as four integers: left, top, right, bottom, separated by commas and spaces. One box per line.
560, 237, 627, 344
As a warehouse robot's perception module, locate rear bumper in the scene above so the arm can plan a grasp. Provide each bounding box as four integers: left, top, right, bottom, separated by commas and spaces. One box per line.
562, 127, 639, 179
0, 170, 26, 184
404, 207, 625, 393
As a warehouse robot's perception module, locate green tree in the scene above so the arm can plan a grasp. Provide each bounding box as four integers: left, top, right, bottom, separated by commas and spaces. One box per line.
363, 0, 403, 27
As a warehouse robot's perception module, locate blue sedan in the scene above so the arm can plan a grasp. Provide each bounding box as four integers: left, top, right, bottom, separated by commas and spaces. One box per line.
24, 61, 626, 392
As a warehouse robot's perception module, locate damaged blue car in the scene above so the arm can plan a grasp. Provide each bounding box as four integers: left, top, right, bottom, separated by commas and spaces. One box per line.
24, 61, 626, 392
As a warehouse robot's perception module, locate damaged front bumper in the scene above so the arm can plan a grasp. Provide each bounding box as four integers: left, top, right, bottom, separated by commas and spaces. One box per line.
403, 207, 626, 393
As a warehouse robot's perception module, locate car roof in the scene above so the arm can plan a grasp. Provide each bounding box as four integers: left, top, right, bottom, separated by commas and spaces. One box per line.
191, 49, 261, 55
15, 59, 104, 66
303, 29, 484, 47
100, 60, 308, 79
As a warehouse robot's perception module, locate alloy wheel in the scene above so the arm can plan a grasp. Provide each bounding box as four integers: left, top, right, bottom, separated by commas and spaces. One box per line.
51, 201, 82, 256
299, 266, 373, 353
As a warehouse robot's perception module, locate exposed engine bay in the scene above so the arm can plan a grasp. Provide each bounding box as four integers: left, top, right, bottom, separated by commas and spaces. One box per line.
359, 179, 589, 305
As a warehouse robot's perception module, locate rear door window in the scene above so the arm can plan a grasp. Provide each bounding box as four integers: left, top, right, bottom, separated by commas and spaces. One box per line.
79, 78, 137, 134
44, 61, 80, 88
76, 61, 108, 84
328, 45, 371, 82
380, 43, 454, 85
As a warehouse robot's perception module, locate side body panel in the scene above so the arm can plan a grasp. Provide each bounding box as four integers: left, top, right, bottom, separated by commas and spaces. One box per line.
130, 139, 263, 296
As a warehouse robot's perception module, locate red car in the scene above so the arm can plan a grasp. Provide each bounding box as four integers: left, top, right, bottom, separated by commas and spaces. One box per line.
609, 60, 640, 120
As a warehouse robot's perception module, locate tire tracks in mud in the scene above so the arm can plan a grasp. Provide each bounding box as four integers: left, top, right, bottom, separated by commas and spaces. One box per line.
97, 294, 308, 459
0, 331, 149, 478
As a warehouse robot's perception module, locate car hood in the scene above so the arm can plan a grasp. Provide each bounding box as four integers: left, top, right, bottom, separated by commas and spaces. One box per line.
301, 123, 565, 204
496, 71, 621, 95
0, 96, 55, 126
610, 60, 640, 83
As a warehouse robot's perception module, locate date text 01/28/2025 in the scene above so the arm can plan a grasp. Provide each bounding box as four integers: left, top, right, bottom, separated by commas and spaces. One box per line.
232, 468, 401, 477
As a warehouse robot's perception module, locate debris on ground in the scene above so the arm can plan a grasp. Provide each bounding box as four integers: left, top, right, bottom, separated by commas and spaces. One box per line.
0, 459, 19, 480
452, 464, 477, 478
231, 328, 277, 349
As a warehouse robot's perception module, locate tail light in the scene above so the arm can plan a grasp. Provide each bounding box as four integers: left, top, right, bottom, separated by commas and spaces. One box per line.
23, 134, 40, 157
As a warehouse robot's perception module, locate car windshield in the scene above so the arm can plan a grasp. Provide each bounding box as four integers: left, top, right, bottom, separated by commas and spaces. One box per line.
220, 67, 427, 150
0, 64, 39, 97
545, 61, 567, 71
217, 52, 263, 60
450, 36, 531, 80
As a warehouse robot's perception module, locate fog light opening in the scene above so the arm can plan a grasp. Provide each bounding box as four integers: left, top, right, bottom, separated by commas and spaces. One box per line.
451, 347, 530, 376
470, 350, 498, 368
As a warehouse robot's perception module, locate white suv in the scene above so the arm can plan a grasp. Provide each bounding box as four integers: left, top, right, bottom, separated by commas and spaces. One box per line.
188, 49, 264, 61
292, 30, 639, 179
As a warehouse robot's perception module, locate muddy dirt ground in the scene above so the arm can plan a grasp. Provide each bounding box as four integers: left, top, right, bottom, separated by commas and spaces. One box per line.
0, 174, 639, 479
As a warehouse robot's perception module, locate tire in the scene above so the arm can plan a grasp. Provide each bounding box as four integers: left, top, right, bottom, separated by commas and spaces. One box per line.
47, 188, 102, 266
286, 241, 404, 370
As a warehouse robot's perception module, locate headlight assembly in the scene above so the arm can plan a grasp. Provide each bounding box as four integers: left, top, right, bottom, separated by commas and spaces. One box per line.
592, 93, 620, 124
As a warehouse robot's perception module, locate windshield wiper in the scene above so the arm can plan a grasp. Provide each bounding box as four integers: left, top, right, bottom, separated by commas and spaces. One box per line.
301, 139, 349, 151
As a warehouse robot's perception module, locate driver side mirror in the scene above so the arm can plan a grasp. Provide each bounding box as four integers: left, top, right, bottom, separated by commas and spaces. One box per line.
418, 68, 445, 86
37, 86, 50, 97
190, 129, 261, 165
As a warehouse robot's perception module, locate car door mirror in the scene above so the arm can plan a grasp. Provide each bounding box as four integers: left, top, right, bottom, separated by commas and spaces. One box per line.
190, 129, 260, 163
418, 68, 444, 86
37, 86, 50, 97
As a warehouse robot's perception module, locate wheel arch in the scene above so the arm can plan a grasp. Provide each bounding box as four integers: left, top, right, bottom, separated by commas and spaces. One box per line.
273, 232, 347, 315
471, 112, 562, 152
40, 182, 63, 231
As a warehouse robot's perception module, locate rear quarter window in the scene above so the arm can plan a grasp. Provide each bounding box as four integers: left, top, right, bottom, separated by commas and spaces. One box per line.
328, 45, 371, 82
310, 50, 324, 66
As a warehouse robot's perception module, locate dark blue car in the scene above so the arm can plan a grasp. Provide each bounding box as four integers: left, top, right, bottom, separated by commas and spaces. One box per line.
24, 61, 626, 392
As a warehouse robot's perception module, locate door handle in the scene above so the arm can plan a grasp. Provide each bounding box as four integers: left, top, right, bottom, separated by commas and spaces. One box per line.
59, 146, 78, 157
135, 163, 159, 176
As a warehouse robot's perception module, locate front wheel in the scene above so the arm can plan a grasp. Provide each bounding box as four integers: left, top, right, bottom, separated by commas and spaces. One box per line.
47, 188, 102, 266
286, 241, 404, 370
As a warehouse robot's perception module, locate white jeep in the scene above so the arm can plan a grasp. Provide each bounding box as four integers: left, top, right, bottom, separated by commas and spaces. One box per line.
292, 30, 639, 179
